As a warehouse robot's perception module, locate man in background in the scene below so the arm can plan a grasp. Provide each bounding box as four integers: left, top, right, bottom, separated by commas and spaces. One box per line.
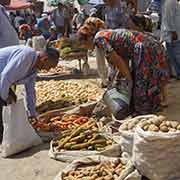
51, 2, 70, 37
0, 0, 19, 48
161, 0, 180, 79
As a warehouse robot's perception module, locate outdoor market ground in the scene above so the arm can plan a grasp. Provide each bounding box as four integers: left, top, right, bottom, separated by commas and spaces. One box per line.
0, 57, 180, 180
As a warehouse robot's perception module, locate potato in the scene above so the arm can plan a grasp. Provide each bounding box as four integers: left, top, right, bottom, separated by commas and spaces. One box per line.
148, 124, 159, 132
160, 125, 169, 132
169, 128, 177, 132
143, 124, 150, 131
165, 121, 172, 127
104, 175, 113, 180
151, 118, 162, 126
170, 121, 179, 129
177, 124, 180, 131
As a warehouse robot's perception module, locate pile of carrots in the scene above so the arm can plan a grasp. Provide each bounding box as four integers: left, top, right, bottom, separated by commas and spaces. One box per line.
31, 115, 90, 132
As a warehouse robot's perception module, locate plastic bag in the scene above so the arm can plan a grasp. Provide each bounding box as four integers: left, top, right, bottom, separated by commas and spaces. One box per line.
132, 126, 180, 180
2, 99, 42, 157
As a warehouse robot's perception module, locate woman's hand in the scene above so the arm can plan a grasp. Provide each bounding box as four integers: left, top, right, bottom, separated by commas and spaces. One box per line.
107, 50, 132, 81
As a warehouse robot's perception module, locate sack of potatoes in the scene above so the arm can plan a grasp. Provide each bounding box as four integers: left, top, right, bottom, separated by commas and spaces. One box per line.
139, 115, 180, 133
132, 115, 180, 180
118, 115, 158, 158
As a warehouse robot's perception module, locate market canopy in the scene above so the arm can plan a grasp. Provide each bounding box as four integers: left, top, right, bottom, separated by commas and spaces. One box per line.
47, 0, 89, 6
6, 0, 33, 10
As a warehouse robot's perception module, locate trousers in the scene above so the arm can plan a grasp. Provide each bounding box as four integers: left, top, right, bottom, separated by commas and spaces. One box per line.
166, 42, 180, 78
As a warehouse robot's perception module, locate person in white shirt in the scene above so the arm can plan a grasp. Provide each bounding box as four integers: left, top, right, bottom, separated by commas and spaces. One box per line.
161, 0, 180, 79
14, 11, 24, 32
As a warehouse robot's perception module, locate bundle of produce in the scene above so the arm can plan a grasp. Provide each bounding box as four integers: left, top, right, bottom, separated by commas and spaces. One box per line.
36, 80, 103, 113
49, 120, 122, 162
54, 156, 142, 180
118, 115, 157, 158
52, 121, 114, 152
59, 38, 87, 58
132, 115, 180, 180
31, 114, 92, 133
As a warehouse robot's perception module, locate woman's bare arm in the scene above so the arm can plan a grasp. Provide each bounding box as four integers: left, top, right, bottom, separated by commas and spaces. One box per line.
107, 50, 132, 81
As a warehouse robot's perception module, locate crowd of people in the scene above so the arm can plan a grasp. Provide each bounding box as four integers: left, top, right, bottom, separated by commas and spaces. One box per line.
0, 0, 180, 141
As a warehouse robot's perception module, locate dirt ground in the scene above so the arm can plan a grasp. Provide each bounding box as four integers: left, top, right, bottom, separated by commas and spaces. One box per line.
0, 57, 180, 180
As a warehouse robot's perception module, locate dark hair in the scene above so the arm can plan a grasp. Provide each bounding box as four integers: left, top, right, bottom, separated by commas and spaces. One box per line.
131, 14, 152, 32
45, 47, 59, 61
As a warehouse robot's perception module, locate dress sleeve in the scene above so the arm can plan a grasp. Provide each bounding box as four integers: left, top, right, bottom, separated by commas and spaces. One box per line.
94, 31, 114, 58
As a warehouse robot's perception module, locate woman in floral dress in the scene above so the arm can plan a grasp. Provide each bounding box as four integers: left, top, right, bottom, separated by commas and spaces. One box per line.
76, 16, 169, 115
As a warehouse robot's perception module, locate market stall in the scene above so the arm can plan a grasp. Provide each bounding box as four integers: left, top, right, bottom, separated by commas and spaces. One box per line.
51, 38, 90, 76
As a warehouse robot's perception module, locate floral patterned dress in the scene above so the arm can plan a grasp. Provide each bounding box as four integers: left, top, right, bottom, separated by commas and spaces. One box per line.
94, 29, 169, 114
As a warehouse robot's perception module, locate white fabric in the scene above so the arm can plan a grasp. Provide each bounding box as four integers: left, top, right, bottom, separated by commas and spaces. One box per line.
132, 126, 180, 180
1, 99, 42, 157
95, 46, 108, 85
161, 0, 180, 42
32, 35, 46, 51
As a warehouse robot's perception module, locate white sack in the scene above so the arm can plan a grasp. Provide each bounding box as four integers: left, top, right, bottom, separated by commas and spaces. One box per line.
2, 99, 42, 157
132, 126, 180, 180
119, 115, 157, 158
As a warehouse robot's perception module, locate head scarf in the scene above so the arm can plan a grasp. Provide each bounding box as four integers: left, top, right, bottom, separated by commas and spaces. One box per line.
131, 14, 153, 32
19, 24, 31, 32
77, 17, 105, 41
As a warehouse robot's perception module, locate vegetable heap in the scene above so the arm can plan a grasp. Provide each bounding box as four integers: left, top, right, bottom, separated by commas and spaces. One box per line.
40, 65, 71, 75
52, 121, 114, 152
36, 80, 103, 113
139, 115, 180, 133
119, 115, 157, 132
62, 158, 126, 180
31, 115, 90, 132
59, 38, 87, 58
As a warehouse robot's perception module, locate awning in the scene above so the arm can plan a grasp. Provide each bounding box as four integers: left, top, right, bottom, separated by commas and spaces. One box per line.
6, 0, 33, 10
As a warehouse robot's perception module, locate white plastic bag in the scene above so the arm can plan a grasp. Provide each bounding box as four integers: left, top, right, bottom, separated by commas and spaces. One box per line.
132, 126, 180, 180
2, 99, 42, 157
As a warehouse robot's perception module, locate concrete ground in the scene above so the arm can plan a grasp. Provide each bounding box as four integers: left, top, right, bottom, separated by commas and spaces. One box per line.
0, 57, 180, 180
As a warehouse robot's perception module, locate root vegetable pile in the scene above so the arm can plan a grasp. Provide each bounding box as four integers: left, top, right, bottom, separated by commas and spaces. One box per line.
52, 121, 114, 152
119, 115, 157, 132
36, 80, 103, 113
62, 158, 126, 180
40, 65, 71, 75
31, 115, 91, 132
139, 115, 180, 133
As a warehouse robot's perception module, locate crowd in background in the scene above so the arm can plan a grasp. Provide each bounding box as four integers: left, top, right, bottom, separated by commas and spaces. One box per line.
7, 0, 138, 43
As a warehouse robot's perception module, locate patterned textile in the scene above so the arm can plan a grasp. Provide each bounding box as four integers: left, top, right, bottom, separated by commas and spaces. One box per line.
94, 29, 169, 114
77, 17, 105, 40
